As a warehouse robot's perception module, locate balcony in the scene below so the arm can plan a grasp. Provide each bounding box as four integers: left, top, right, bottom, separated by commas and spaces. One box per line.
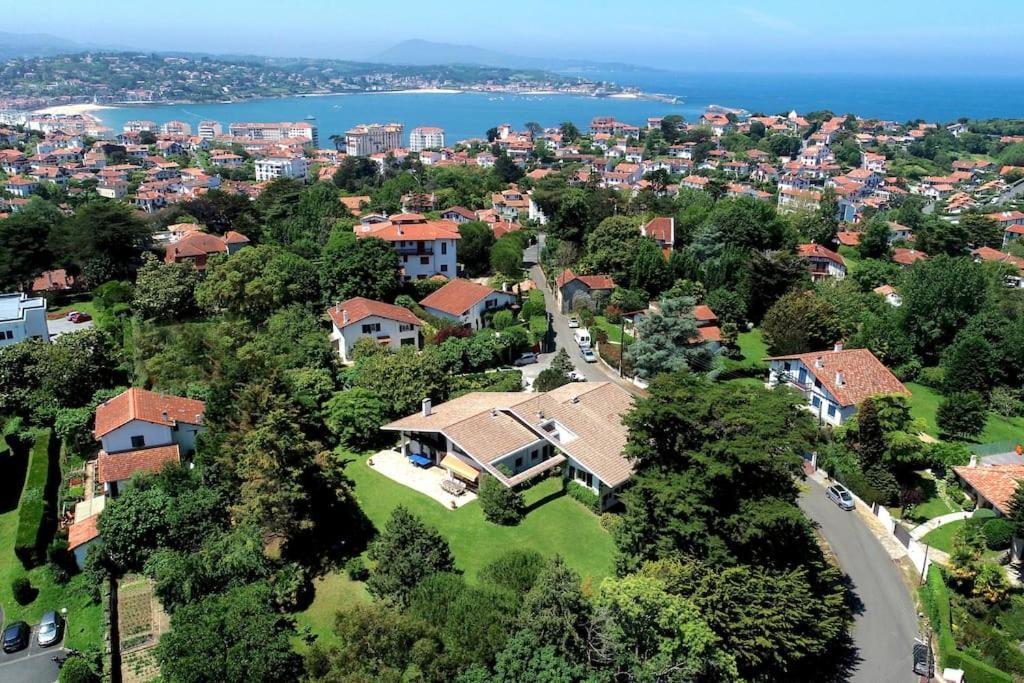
396, 246, 434, 256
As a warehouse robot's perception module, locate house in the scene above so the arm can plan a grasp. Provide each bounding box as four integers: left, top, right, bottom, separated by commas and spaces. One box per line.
972, 247, 1024, 288
954, 462, 1024, 518
0, 292, 48, 347
98, 444, 181, 497
357, 214, 460, 281
797, 244, 846, 281
68, 514, 100, 570
31, 269, 75, 293
691, 305, 721, 351
891, 248, 928, 268
381, 382, 634, 511
873, 284, 902, 307
94, 388, 205, 455
1003, 224, 1024, 249
340, 195, 371, 215
4, 176, 39, 197
642, 217, 675, 254
419, 279, 516, 330
164, 230, 250, 270
327, 297, 423, 363
441, 206, 477, 224
555, 269, 615, 314
491, 185, 530, 219
766, 345, 909, 426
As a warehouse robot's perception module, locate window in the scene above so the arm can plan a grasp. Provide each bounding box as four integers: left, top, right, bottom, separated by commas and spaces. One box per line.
130, 435, 146, 448
783, 361, 791, 371
420, 256, 429, 265
361, 323, 381, 334
440, 264, 448, 272
814, 378, 822, 388
531, 449, 539, 461
400, 337, 415, 346
399, 323, 413, 333
441, 241, 447, 255
402, 255, 408, 263
515, 457, 523, 468
811, 396, 820, 408
1, 330, 12, 340
485, 298, 497, 309
827, 404, 836, 417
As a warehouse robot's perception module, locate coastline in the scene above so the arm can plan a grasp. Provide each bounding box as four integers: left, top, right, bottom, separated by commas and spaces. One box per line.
32, 103, 112, 115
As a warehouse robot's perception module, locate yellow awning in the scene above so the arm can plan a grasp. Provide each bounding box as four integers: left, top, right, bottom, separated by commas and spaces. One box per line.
440, 454, 479, 482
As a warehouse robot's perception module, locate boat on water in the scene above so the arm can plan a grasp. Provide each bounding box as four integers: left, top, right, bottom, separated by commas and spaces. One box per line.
304, 114, 316, 120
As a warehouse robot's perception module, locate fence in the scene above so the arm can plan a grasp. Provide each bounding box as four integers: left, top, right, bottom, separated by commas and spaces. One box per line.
969, 440, 1022, 457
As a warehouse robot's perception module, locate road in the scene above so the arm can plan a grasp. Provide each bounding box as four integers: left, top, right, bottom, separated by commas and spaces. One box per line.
799, 478, 920, 683
992, 177, 1024, 205
0, 621, 65, 682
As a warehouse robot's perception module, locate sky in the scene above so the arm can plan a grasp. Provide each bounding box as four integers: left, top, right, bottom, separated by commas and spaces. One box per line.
6, 0, 1024, 76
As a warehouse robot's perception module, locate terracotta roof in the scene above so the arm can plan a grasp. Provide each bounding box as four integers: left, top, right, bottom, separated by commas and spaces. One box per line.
327, 297, 422, 328
954, 463, 1024, 515
873, 284, 898, 296
643, 217, 674, 243
340, 195, 371, 213
383, 382, 635, 487
360, 219, 460, 242
798, 243, 846, 267
891, 248, 928, 266
837, 230, 861, 246
766, 348, 909, 407
695, 325, 722, 343
94, 388, 205, 438
441, 206, 476, 221
555, 269, 615, 291
694, 305, 718, 323
68, 514, 99, 550
98, 444, 181, 484
420, 279, 502, 316
223, 230, 249, 244
973, 247, 1024, 272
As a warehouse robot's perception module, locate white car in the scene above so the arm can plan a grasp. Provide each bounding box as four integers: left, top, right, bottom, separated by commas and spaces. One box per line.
569, 370, 585, 382
581, 347, 597, 363
568, 317, 580, 329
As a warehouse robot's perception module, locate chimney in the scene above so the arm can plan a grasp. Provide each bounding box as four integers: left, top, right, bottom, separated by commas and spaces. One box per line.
834, 341, 844, 352
161, 410, 169, 421
537, 410, 545, 420
814, 356, 824, 369
421, 398, 432, 417
342, 309, 349, 324
969, 454, 978, 468
835, 370, 844, 387
335, 301, 340, 313
490, 408, 497, 417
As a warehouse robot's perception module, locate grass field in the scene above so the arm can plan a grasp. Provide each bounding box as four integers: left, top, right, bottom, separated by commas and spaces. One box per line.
296, 453, 618, 644
921, 519, 965, 553
594, 316, 632, 345
47, 298, 99, 320
906, 382, 1024, 443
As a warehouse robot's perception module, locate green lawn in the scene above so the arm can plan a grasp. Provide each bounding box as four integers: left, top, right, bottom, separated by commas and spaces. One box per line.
890, 471, 963, 523
594, 316, 632, 345
921, 519, 964, 553
906, 382, 1024, 443
724, 329, 769, 372
48, 298, 99, 320
295, 453, 618, 647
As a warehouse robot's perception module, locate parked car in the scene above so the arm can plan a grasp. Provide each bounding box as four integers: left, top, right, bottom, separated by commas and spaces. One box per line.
581, 347, 597, 363
2, 621, 29, 653
37, 610, 63, 647
826, 483, 855, 511
567, 317, 580, 329
67, 311, 92, 324
569, 370, 585, 382
513, 352, 539, 366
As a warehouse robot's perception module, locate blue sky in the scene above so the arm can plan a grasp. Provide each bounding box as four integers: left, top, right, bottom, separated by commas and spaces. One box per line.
9, 0, 1024, 75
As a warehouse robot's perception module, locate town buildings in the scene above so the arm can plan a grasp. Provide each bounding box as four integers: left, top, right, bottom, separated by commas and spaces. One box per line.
228, 121, 318, 147
346, 123, 403, 156
327, 297, 423, 363
409, 126, 445, 152
356, 213, 460, 280
419, 279, 516, 330
254, 156, 309, 181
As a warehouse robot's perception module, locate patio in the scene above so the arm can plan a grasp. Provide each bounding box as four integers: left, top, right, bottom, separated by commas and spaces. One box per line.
368, 448, 478, 509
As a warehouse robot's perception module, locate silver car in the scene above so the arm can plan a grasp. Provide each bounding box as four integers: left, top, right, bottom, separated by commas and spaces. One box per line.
37, 610, 63, 647
581, 347, 597, 363
826, 483, 855, 511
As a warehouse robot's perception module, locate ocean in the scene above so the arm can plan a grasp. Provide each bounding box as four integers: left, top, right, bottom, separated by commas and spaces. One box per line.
91, 71, 1024, 143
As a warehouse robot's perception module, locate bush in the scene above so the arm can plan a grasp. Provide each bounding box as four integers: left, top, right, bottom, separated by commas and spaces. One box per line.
983, 519, 1014, 550
59, 657, 99, 683
566, 480, 600, 513
14, 430, 56, 568
478, 474, 525, 525
534, 368, 569, 393
12, 576, 34, 605
938, 391, 988, 440
894, 359, 922, 382
520, 289, 546, 321
344, 557, 369, 582
448, 370, 523, 398
973, 507, 998, 520
990, 386, 1024, 418
479, 549, 545, 594
918, 366, 946, 389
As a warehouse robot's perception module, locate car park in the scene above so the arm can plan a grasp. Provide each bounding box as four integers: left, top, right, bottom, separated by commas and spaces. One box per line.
2, 621, 29, 653
37, 610, 63, 647
826, 483, 856, 511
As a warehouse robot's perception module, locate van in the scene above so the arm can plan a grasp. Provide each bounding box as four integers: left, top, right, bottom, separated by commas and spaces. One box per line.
573, 329, 591, 348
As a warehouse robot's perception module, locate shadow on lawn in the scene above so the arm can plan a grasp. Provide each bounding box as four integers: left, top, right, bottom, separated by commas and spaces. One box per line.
0, 436, 28, 514
523, 484, 566, 515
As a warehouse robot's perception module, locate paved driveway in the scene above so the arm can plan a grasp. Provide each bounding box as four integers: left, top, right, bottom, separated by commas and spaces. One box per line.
799, 479, 920, 683
0, 623, 64, 682
48, 316, 94, 339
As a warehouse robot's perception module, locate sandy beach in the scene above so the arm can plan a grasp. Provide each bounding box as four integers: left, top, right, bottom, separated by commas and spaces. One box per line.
32, 103, 111, 115
380, 88, 463, 95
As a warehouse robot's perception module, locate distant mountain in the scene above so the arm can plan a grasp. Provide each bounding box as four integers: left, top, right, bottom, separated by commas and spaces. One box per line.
372, 39, 663, 75
0, 31, 88, 58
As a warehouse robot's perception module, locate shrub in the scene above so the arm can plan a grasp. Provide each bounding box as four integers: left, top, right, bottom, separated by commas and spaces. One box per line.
983, 519, 1014, 550
991, 386, 1024, 418
492, 309, 514, 331
973, 507, 998, 520
14, 430, 56, 568
479, 549, 545, 594
534, 368, 569, 393
894, 359, 922, 382
566, 480, 600, 513
478, 474, 525, 525
344, 557, 369, 582
938, 391, 988, 440
520, 289, 546, 321
860, 465, 900, 506
59, 657, 99, 683
918, 366, 946, 389
599, 512, 624, 535
12, 576, 34, 605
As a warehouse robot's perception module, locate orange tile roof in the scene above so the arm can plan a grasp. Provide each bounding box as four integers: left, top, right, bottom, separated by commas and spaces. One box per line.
419, 279, 503, 316
68, 514, 99, 550
327, 297, 422, 328
766, 348, 909, 407
954, 463, 1024, 515
94, 388, 205, 438
798, 243, 845, 267
360, 219, 460, 242
98, 444, 181, 484
643, 217, 674, 243
891, 248, 928, 266
694, 305, 718, 323
555, 269, 615, 291
837, 231, 861, 246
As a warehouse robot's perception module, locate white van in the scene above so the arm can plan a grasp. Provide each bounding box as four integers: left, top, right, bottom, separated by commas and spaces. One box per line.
573, 329, 591, 348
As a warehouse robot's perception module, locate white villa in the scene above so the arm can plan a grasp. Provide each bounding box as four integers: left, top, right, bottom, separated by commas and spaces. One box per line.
327, 297, 423, 363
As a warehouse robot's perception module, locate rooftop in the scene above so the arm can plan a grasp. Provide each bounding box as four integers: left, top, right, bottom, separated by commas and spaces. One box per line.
0, 292, 46, 322
767, 347, 909, 407
95, 387, 205, 438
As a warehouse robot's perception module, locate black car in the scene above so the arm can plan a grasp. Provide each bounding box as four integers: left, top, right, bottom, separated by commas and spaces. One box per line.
2, 621, 29, 653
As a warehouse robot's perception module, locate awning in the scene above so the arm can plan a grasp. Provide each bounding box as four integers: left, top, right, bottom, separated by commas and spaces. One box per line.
440, 454, 479, 483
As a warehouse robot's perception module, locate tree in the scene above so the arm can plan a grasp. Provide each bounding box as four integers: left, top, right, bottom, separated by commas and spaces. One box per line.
351, 346, 448, 417
900, 255, 987, 360
490, 236, 523, 278
858, 215, 892, 259
761, 290, 842, 355
320, 230, 401, 304
182, 190, 258, 236
959, 213, 1002, 249
58, 657, 98, 683
628, 297, 712, 379
331, 156, 380, 193
941, 330, 998, 395
534, 368, 570, 392
98, 485, 174, 571
0, 198, 62, 290
51, 199, 151, 284
549, 348, 574, 376
132, 253, 200, 322
156, 582, 302, 683
630, 238, 672, 296
478, 473, 525, 525
558, 121, 580, 142
196, 245, 319, 322
1008, 484, 1024, 542
458, 221, 496, 277
486, 631, 583, 683
518, 556, 591, 661
324, 388, 389, 447
367, 505, 456, 606
937, 391, 988, 439
579, 215, 647, 283
742, 249, 809, 322
494, 153, 523, 183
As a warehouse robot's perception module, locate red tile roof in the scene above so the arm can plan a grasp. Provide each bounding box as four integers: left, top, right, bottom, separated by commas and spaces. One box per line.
94, 388, 205, 438
643, 217, 674, 243
766, 348, 909, 407
837, 231, 861, 246
798, 243, 845, 267
327, 297, 422, 328
360, 218, 460, 242
954, 463, 1024, 515
694, 305, 718, 323
68, 514, 99, 550
98, 444, 181, 484
420, 279, 503, 316
891, 248, 928, 266
555, 269, 615, 291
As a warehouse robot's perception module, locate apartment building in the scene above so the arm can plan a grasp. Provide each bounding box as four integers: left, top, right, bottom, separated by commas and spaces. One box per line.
346, 123, 403, 156
0, 292, 49, 347
409, 126, 445, 152
197, 121, 223, 139
229, 121, 318, 147
254, 156, 309, 182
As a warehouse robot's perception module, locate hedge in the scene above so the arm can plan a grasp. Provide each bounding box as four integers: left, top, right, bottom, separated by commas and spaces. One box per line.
565, 480, 600, 513
14, 429, 57, 568
920, 565, 1012, 683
